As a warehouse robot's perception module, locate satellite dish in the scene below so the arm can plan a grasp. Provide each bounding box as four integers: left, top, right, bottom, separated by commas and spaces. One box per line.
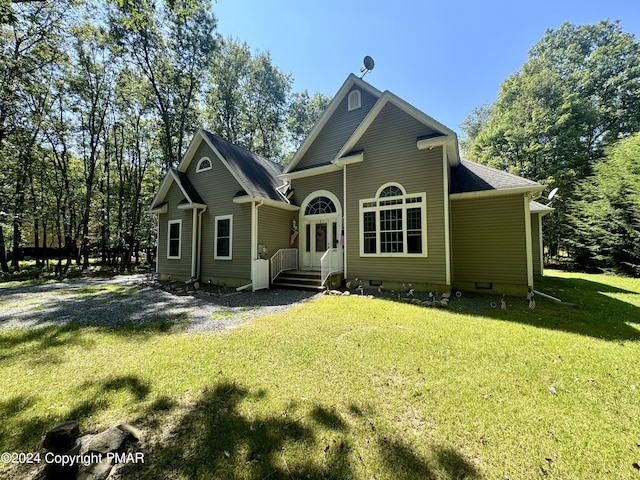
364, 56, 375, 71
548, 187, 559, 201
360, 56, 375, 78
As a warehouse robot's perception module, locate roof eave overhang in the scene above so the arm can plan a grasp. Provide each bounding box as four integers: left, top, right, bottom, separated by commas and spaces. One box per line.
177, 203, 207, 210
450, 185, 546, 200
149, 203, 168, 214
281, 163, 342, 180
233, 195, 300, 211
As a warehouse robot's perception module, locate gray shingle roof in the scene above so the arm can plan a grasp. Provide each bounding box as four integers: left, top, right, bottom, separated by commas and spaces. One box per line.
203, 131, 286, 202
173, 170, 205, 205
450, 159, 543, 194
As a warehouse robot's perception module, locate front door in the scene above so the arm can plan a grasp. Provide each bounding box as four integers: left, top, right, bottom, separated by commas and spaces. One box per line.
304, 220, 336, 268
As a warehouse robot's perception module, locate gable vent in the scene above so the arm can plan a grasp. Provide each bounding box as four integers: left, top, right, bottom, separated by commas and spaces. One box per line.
348, 90, 361, 111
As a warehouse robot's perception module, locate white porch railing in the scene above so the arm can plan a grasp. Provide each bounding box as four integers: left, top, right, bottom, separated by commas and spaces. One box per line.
270, 248, 298, 283
320, 248, 342, 286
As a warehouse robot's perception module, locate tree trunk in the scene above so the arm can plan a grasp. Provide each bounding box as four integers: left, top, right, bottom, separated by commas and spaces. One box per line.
0, 224, 9, 273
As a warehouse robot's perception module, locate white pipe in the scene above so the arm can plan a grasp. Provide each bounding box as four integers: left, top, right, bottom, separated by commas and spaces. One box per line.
236, 282, 252, 292
251, 200, 264, 292
191, 208, 198, 278
197, 206, 207, 279
533, 290, 562, 303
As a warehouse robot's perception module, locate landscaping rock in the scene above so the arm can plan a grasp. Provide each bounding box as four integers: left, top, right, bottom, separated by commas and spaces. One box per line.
43, 421, 80, 453
81, 427, 128, 454
116, 423, 143, 442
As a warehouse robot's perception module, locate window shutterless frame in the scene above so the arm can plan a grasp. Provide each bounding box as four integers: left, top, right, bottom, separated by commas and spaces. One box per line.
167, 219, 182, 259
359, 183, 427, 257
214, 215, 233, 260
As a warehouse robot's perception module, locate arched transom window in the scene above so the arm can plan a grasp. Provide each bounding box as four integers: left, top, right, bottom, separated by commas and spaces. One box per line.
196, 157, 212, 172
305, 196, 336, 216
359, 183, 427, 256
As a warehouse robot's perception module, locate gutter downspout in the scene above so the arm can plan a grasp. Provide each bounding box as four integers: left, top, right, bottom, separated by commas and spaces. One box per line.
524, 194, 534, 288
343, 164, 347, 280
197, 206, 207, 279
251, 200, 264, 291
191, 208, 198, 279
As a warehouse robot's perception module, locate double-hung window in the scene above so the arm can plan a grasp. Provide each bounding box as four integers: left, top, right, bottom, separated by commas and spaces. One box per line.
167, 219, 182, 259
359, 183, 427, 257
214, 215, 233, 260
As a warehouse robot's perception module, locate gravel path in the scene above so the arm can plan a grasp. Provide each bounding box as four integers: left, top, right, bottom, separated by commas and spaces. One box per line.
0, 275, 322, 333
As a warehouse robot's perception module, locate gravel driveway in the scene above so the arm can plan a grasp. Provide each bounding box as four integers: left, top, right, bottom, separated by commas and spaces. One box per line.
0, 275, 321, 333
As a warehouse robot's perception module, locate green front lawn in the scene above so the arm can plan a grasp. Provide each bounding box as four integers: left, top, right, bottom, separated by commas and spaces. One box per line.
1, 271, 639, 479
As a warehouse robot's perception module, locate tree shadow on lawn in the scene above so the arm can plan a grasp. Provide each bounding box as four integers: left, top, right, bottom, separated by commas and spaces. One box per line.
120, 381, 482, 480
0, 277, 319, 333
0, 374, 151, 456
448, 274, 640, 342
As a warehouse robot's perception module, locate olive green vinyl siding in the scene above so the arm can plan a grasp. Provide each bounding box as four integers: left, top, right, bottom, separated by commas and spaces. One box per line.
290, 171, 343, 209
531, 213, 543, 277
450, 195, 528, 289
344, 102, 447, 286
295, 86, 378, 170
257, 205, 296, 258
157, 181, 193, 279
189, 141, 252, 284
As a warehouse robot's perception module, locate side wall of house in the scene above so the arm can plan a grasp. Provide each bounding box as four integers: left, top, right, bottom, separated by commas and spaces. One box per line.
157, 182, 193, 280
450, 195, 529, 295
344, 102, 448, 291
295, 86, 378, 170
188, 141, 252, 286
257, 205, 297, 260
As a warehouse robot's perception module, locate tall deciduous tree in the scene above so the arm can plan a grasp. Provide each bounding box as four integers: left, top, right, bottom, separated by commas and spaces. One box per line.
464, 20, 640, 259
205, 38, 292, 161
109, 0, 218, 168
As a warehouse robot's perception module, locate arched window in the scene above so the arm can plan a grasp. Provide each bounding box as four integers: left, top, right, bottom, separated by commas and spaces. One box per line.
348, 90, 361, 111
360, 183, 427, 257
305, 196, 336, 216
196, 157, 212, 172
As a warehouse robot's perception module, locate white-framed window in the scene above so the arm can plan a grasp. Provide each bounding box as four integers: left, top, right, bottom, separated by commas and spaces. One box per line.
196, 157, 212, 172
214, 215, 233, 260
348, 89, 361, 111
167, 219, 182, 259
359, 183, 427, 257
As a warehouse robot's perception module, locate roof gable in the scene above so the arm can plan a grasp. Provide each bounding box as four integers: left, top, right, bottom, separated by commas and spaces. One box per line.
284, 74, 382, 173
201, 131, 286, 202
337, 91, 461, 165
151, 129, 288, 210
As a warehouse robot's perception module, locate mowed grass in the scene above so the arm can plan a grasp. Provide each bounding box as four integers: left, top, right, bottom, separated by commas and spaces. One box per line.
1, 271, 639, 479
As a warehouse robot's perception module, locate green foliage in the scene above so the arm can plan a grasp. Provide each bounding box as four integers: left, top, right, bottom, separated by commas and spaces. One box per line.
204, 37, 293, 161
2, 271, 640, 478
568, 133, 640, 275
464, 20, 640, 260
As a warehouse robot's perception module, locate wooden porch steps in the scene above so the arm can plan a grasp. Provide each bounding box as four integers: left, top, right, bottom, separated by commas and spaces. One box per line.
272, 269, 324, 291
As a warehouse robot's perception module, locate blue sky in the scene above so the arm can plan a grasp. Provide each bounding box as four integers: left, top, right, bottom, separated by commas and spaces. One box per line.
213, 0, 640, 136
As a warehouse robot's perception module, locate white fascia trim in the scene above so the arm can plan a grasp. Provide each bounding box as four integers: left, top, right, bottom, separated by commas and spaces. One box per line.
201, 136, 254, 196
176, 128, 207, 173
281, 163, 341, 180
177, 203, 207, 210
149, 171, 173, 211
333, 151, 364, 166
450, 185, 546, 200
233, 196, 300, 211
150, 204, 168, 214
284, 74, 382, 173
416, 136, 454, 151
